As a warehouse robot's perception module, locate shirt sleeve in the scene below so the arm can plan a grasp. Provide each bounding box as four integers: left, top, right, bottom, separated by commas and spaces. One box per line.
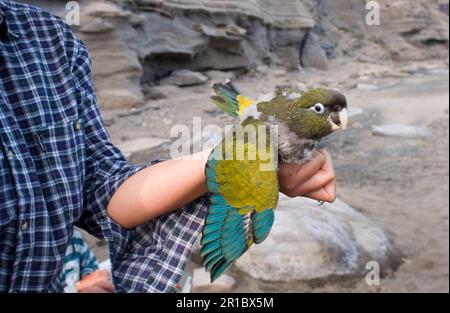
66, 25, 209, 292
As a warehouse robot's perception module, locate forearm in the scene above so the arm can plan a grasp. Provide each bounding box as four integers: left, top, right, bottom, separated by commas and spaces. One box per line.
107, 153, 209, 229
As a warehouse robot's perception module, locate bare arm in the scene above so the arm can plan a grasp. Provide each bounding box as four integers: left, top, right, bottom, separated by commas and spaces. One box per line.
107, 153, 209, 229
108, 149, 337, 229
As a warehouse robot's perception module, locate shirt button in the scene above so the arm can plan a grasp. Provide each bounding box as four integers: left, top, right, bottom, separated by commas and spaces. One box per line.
20, 220, 29, 231
7, 150, 14, 158
74, 121, 81, 131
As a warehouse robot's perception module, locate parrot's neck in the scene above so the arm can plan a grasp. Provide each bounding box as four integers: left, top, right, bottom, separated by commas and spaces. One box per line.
266, 115, 318, 163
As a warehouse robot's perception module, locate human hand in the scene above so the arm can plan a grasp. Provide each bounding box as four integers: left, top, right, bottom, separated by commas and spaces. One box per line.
76, 269, 115, 293
278, 149, 337, 203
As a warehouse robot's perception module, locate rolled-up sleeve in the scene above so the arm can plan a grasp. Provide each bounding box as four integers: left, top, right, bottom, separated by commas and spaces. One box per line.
68, 31, 208, 292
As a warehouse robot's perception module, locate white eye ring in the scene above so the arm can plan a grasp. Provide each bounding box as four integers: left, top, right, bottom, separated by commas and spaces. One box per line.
311, 103, 326, 114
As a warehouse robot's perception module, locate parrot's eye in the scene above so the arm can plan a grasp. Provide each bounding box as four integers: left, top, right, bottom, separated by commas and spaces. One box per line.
312, 103, 326, 114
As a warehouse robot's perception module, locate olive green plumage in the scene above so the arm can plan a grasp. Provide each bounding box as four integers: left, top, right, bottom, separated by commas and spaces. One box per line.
258, 88, 347, 140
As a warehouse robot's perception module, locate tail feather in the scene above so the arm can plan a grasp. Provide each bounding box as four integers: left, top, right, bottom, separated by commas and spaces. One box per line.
211, 81, 245, 118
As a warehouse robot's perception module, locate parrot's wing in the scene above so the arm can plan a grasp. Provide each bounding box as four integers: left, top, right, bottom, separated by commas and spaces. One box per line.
201, 120, 279, 281
211, 80, 255, 118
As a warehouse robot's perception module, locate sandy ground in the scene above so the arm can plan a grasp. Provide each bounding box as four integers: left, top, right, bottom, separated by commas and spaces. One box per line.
84, 59, 449, 293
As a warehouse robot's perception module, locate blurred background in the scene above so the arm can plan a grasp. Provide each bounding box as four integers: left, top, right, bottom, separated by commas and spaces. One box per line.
18, 0, 449, 292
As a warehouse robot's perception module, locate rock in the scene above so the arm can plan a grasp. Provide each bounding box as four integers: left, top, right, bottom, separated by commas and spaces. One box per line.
301, 32, 328, 70
276, 46, 301, 70
372, 124, 432, 139
76, 1, 144, 110
204, 70, 235, 82
96, 89, 144, 110
188, 47, 249, 71
129, 13, 146, 27
439, 1, 449, 14
356, 83, 379, 91
192, 268, 236, 293
158, 0, 314, 28
272, 68, 288, 77
143, 85, 182, 100
117, 137, 168, 158
80, 18, 115, 34
137, 13, 209, 61
136, 0, 315, 80
160, 69, 209, 86
23, 0, 448, 106
85, 1, 130, 18
234, 195, 400, 282
258, 0, 315, 29
256, 65, 269, 74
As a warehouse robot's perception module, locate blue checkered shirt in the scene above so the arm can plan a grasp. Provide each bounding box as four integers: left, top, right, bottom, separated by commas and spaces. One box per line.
0, 1, 208, 292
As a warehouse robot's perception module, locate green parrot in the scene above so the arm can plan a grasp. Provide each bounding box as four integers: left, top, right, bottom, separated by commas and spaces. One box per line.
201, 80, 348, 282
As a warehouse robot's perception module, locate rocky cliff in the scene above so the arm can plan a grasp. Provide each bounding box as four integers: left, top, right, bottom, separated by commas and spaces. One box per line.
17, 0, 449, 109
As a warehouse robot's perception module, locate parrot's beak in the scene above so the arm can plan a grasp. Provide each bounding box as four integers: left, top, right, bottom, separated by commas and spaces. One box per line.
329, 108, 348, 131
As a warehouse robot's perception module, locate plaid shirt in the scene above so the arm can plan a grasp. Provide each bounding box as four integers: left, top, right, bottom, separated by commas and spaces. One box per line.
0, 1, 208, 292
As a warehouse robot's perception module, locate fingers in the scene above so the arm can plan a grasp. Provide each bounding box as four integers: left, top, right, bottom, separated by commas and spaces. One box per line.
94, 279, 115, 293
279, 149, 336, 201
293, 152, 326, 185
76, 270, 114, 293
299, 150, 336, 199
304, 179, 336, 203
78, 279, 115, 293
278, 152, 325, 193
296, 169, 336, 195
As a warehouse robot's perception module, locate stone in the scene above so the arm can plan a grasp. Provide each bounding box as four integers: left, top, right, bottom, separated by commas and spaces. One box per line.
96, 89, 144, 110
272, 68, 288, 77
158, 0, 314, 28
356, 83, 379, 91
372, 124, 432, 139
160, 69, 209, 86
85, 1, 130, 18
117, 137, 168, 158
188, 47, 249, 71
301, 32, 328, 70
204, 70, 235, 82
22, 0, 447, 106
76, 1, 143, 110
129, 13, 146, 27
80, 18, 115, 34
137, 13, 209, 61
192, 268, 236, 293
258, 0, 315, 29
143, 85, 182, 100
234, 195, 400, 282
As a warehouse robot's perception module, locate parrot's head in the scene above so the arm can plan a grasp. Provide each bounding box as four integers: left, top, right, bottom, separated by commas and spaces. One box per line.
270, 88, 348, 140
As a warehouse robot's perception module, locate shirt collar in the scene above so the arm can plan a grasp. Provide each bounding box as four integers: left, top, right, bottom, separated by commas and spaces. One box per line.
0, 1, 20, 39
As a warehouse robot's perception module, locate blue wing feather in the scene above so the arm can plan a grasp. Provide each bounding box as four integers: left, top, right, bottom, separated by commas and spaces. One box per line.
201, 142, 277, 282
251, 209, 275, 244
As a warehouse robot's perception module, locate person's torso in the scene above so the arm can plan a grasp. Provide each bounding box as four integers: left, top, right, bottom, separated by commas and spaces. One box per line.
0, 1, 85, 292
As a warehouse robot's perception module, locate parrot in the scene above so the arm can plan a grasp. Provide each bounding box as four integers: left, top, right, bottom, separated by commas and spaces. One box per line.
201, 80, 348, 282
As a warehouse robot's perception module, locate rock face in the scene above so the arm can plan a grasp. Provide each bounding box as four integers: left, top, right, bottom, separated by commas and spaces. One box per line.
17, 0, 449, 109
135, 0, 315, 82
79, 1, 145, 109
301, 32, 328, 70
234, 195, 401, 282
